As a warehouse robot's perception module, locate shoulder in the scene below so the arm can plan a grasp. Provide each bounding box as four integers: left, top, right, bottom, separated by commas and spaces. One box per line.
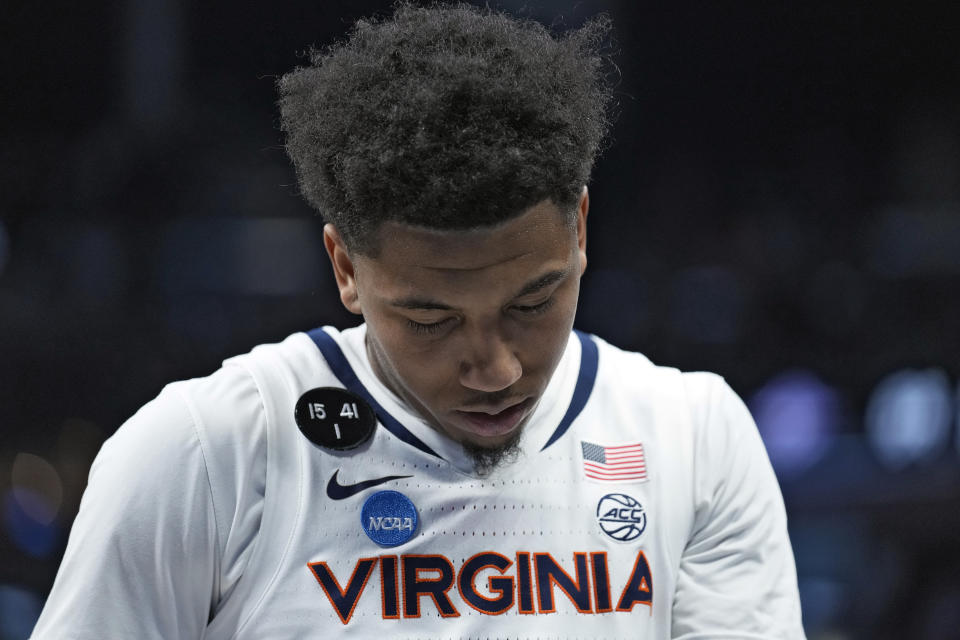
169, 329, 324, 488
92, 335, 299, 534
589, 333, 734, 421
586, 334, 759, 469
129, 331, 325, 534
140, 330, 329, 599
169, 330, 322, 449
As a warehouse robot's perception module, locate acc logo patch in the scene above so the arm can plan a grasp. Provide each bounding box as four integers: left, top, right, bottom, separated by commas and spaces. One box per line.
596, 493, 647, 542
361, 490, 418, 547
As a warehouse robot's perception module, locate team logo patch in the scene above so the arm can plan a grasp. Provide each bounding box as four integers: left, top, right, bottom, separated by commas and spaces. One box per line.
581, 441, 648, 482
596, 493, 647, 542
361, 490, 418, 547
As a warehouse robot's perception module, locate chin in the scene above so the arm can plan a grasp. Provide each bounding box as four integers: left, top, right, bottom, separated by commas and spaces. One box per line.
459, 430, 518, 449
460, 429, 524, 476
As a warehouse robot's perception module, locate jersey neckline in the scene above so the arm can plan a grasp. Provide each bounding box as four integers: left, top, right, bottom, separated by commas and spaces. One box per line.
306, 325, 598, 471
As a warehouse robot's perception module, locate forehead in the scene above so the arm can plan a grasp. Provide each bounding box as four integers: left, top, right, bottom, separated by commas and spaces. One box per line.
365, 200, 575, 272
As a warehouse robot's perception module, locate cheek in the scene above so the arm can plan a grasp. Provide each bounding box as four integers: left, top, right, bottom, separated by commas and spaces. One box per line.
535, 287, 581, 364
376, 327, 459, 397
540, 281, 580, 334
514, 316, 577, 375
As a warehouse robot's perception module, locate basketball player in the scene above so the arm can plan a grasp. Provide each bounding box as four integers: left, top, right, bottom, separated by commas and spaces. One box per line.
31, 4, 805, 638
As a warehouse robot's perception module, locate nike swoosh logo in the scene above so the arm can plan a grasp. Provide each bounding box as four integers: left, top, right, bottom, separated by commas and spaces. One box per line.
326, 469, 413, 500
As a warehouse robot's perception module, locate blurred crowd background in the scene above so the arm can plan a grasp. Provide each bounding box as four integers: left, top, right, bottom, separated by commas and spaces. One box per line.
2, 1, 959, 637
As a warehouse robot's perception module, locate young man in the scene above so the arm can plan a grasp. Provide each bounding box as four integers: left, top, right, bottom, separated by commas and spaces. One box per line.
32, 3, 804, 638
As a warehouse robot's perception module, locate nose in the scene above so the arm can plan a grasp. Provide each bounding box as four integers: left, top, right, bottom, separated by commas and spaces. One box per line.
458, 327, 522, 393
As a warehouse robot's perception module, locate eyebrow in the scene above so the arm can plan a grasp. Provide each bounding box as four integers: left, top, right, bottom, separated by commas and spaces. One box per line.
389, 268, 570, 311
513, 268, 569, 298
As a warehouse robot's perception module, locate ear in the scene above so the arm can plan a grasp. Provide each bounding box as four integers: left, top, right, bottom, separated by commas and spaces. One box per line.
323, 224, 363, 315
576, 186, 589, 275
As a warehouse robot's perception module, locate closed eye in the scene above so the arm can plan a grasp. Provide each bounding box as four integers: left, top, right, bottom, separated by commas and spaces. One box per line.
406, 317, 455, 335
512, 297, 556, 315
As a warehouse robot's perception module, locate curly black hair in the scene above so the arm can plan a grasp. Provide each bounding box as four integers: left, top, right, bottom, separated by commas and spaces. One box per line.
278, 2, 614, 254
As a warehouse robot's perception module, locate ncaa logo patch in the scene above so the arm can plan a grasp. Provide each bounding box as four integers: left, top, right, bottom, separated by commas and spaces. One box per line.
361, 490, 418, 547
596, 493, 647, 542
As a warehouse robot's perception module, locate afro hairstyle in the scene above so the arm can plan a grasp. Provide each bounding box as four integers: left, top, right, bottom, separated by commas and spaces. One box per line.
278, 2, 614, 254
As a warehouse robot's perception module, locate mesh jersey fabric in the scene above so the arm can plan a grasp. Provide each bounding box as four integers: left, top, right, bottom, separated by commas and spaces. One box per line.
31, 325, 805, 639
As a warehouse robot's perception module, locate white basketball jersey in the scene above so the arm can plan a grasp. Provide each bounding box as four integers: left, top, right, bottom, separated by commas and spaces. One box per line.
32, 325, 804, 639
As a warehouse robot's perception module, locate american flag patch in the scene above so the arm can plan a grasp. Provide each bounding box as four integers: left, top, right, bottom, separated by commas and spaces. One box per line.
581, 441, 648, 482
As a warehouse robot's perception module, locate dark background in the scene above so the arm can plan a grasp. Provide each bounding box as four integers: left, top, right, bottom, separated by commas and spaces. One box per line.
2, 1, 959, 637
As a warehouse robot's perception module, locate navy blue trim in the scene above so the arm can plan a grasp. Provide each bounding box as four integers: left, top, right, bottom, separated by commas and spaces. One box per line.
307, 328, 441, 458
307, 327, 598, 458
540, 330, 599, 451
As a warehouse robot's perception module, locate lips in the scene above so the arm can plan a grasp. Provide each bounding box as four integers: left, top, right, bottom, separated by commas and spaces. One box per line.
452, 398, 533, 440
